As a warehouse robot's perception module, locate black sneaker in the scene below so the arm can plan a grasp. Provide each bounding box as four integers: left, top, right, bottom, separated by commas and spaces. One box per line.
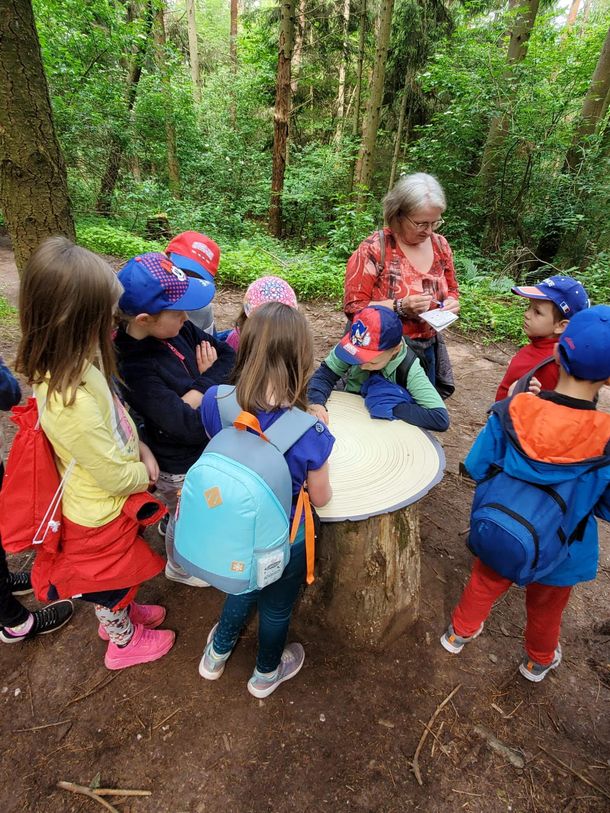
0, 599, 74, 644
8, 571, 33, 596
158, 513, 169, 537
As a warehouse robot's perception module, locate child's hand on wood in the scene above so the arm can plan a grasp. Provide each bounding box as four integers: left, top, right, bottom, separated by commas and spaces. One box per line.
196, 341, 218, 374
308, 404, 329, 425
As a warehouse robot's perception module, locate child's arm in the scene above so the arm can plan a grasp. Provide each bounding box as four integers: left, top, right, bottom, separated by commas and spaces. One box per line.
181, 331, 236, 409
48, 394, 149, 496
463, 413, 506, 481
307, 362, 340, 407
123, 368, 207, 445
0, 358, 21, 411
396, 359, 449, 431
307, 347, 349, 408
306, 461, 332, 507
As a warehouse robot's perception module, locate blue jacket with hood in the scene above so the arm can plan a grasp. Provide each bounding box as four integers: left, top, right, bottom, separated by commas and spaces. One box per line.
464, 391, 610, 586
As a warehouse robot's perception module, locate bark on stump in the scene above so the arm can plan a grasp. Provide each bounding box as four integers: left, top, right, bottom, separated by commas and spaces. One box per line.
301, 505, 420, 650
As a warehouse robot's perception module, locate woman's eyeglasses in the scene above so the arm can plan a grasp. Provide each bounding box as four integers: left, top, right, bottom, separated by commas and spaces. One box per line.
405, 216, 444, 231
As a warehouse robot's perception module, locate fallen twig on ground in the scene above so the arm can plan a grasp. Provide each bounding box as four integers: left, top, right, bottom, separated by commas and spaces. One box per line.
153, 709, 181, 731
56, 781, 120, 813
537, 745, 610, 802
411, 683, 461, 786
62, 672, 120, 710
93, 788, 152, 797
14, 719, 71, 734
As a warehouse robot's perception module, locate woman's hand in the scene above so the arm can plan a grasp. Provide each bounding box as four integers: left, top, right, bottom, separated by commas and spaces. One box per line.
139, 441, 160, 486
440, 297, 460, 315
400, 293, 433, 317
308, 404, 329, 425
196, 341, 218, 374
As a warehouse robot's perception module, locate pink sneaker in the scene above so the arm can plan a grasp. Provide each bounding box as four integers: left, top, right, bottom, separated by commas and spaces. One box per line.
104, 623, 175, 670
98, 602, 166, 641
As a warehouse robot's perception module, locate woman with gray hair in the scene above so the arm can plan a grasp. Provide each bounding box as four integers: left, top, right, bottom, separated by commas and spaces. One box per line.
343, 173, 459, 394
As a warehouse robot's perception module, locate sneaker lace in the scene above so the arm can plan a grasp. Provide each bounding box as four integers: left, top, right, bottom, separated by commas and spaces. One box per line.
33, 604, 63, 634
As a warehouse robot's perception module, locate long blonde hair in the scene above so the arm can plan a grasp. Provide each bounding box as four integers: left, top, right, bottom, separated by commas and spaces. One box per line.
231, 302, 313, 413
16, 237, 123, 405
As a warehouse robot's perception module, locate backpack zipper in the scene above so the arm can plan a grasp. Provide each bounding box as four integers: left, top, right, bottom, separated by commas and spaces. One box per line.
485, 503, 541, 568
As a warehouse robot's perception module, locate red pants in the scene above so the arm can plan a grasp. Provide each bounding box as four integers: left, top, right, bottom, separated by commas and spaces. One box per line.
452, 559, 571, 665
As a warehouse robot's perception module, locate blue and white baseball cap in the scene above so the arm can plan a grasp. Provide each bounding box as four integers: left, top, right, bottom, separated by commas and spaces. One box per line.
512, 275, 589, 318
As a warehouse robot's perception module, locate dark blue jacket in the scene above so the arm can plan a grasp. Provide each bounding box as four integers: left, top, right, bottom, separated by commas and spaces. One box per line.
465, 391, 610, 586
114, 321, 235, 473
0, 359, 21, 411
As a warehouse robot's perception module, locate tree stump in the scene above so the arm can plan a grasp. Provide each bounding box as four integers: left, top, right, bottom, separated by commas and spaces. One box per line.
301, 505, 421, 651
145, 213, 171, 241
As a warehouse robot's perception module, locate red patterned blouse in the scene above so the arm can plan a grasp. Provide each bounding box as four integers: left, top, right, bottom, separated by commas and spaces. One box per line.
343, 228, 460, 340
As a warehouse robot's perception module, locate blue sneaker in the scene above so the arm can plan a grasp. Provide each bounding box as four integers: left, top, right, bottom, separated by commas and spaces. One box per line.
247, 643, 305, 699
440, 622, 484, 654
199, 623, 232, 680
519, 644, 562, 683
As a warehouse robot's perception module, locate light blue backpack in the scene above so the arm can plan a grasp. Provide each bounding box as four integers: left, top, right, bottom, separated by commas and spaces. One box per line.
174, 385, 317, 594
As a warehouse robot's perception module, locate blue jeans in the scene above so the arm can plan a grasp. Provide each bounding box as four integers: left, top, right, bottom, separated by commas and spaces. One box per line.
212, 528, 306, 673
422, 343, 437, 387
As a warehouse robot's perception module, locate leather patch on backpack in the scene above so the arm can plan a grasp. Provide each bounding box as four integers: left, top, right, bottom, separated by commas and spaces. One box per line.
204, 487, 223, 508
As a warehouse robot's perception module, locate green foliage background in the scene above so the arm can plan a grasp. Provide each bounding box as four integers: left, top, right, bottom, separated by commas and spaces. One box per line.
20, 0, 610, 344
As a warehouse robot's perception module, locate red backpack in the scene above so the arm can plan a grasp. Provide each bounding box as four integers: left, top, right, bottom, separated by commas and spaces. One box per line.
0, 397, 70, 554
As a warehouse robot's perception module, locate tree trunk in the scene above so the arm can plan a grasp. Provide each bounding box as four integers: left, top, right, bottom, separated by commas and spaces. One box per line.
564, 24, 610, 172
186, 0, 202, 105
479, 0, 540, 250
353, 0, 395, 195
388, 72, 412, 191
335, 0, 351, 135
352, 0, 367, 138
96, 0, 154, 215
538, 25, 610, 263
269, 0, 296, 238
0, 0, 75, 273
291, 0, 306, 96
154, 2, 181, 198
299, 507, 421, 650
230, 0, 238, 71
565, 0, 581, 30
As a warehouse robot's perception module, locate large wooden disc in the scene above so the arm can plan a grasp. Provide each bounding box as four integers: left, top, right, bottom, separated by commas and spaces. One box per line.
316, 391, 445, 522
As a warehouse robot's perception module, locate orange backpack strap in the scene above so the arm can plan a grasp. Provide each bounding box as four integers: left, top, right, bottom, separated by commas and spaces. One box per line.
290, 487, 316, 585
234, 411, 270, 442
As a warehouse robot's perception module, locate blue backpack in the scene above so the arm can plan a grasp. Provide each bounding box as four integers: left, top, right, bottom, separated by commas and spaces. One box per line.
174, 386, 317, 594
468, 464, 595, 586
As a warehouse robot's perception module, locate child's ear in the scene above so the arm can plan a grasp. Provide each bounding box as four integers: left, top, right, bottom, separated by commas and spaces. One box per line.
134, 313, 154, 326
553, 318, 569, 336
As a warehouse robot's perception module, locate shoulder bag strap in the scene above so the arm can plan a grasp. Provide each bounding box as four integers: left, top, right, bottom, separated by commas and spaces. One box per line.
511, 356, 556, 396
216, 385, 241, 427
290, 487, 316, 584
264, 408, 318, 454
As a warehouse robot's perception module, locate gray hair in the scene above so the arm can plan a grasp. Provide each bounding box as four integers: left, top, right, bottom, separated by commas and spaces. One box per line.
383, 173, 447, 228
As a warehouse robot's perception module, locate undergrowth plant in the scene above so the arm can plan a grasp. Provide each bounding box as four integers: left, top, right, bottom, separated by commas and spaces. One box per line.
71, 220, 536, 344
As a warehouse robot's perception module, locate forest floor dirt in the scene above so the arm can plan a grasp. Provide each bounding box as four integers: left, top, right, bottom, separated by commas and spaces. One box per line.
0, 244, 609, 813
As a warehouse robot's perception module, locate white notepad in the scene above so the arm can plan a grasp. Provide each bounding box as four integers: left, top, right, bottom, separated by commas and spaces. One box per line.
419, 308, 459, 332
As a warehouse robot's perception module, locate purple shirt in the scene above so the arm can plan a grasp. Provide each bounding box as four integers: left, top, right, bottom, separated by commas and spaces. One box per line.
201, 386, 334, 521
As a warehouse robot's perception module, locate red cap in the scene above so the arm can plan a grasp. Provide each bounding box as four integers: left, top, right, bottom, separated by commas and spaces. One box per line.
166, 232, 220, 283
